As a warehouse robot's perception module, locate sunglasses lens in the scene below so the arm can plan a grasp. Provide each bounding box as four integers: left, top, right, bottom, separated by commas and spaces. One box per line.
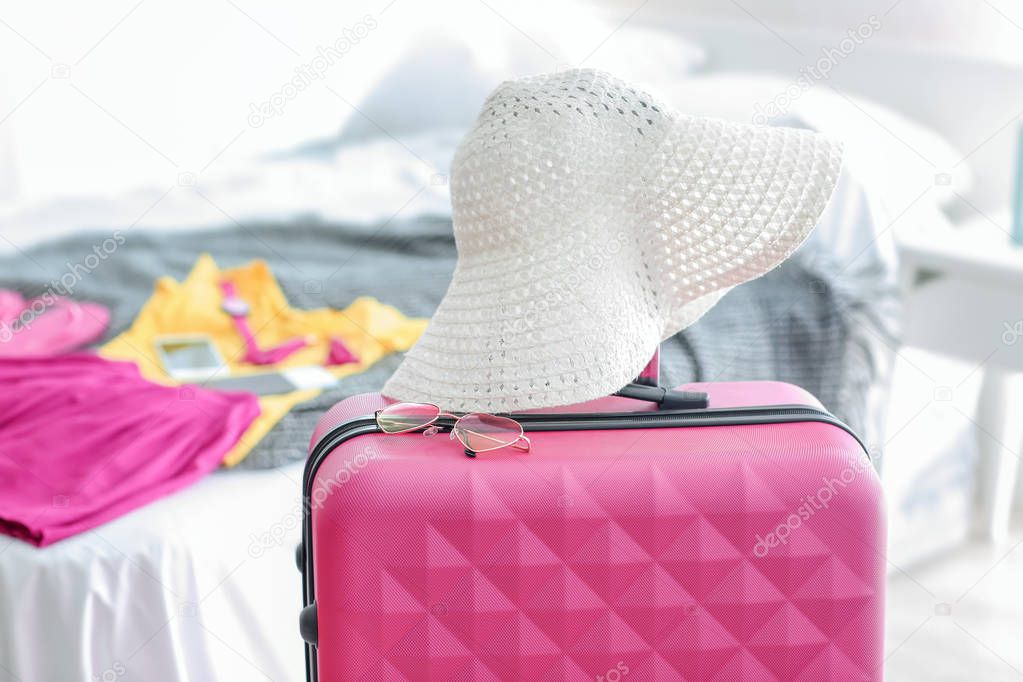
454, 414, 522, 452
378, 402, 441, 433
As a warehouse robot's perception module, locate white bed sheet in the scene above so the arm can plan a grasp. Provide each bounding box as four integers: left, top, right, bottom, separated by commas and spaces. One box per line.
0, 463, 307, 682
0, 129, 459, 252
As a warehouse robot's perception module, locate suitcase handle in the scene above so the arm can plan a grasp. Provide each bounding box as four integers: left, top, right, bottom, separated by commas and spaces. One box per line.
614, 382, 710, 410
633, 348, 660, 387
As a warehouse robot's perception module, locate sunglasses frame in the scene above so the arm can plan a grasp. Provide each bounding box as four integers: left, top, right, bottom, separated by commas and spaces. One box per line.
376, 402, 531, 456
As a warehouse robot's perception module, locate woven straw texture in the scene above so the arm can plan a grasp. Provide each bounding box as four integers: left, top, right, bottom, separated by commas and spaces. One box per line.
383, 69, 843, 412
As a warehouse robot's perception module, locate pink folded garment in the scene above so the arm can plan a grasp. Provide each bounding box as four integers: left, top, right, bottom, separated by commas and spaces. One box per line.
0, 354, 261, 547
0, 290, 110, 357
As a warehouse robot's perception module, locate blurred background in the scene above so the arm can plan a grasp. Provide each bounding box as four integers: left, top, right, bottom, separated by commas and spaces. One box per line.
1, 1, 1022, 680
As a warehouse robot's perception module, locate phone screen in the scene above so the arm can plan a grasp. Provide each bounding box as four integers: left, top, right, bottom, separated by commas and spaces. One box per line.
156, 338, 222, 373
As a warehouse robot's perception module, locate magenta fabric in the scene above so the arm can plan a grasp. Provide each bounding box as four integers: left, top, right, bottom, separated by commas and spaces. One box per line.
0, 354, 261, 547
308, 382, 885, 680
0, 291, 110, 357
220, 280, 310, 365
327, 336, 359, 366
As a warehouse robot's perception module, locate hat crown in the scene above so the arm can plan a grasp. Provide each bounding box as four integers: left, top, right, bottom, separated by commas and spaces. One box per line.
450, 70, 671, 258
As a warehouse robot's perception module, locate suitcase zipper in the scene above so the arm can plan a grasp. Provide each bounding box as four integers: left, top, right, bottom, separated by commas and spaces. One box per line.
460, 405, 851, 430
304, 404, 867, 495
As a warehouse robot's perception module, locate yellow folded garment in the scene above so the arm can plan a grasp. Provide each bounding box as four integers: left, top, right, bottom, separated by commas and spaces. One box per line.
101, 254, 427, 466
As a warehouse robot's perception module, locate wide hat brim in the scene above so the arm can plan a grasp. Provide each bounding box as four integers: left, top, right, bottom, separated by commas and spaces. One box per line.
383, 70, 842, 413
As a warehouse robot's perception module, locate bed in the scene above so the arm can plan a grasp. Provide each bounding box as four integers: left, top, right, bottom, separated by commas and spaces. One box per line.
0, 68, 957, 681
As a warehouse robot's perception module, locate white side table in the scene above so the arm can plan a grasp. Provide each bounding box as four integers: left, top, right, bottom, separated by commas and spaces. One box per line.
897, 212, 1023, 543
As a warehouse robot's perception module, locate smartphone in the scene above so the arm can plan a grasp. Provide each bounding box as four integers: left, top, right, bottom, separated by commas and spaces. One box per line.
154, 335, 227, 381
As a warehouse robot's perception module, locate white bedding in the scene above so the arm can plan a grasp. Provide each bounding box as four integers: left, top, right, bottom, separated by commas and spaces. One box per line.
1, 463, 307, 681
0, 73, 956, 682
0, 130, 458, 252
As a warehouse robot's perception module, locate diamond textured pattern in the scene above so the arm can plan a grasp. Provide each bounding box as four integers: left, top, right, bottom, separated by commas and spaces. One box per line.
309, 382, 885, 680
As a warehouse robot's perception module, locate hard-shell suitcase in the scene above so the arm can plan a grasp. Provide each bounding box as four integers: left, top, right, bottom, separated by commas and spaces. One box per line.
300, 381, 885, 681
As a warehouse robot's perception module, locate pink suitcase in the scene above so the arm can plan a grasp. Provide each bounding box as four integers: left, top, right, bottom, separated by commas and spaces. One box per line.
299, 381, 885, 681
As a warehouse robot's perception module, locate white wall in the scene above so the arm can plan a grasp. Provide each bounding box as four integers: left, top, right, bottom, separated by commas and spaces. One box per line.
634, 0, 1023, 66
0, 0, 385, 206
617, 0, 1023, 219
2, 0, 1021, 219
0, 0, 698, 209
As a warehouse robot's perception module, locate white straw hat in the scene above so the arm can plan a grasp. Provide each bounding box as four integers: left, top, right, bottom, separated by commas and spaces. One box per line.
383, 69, 843, 412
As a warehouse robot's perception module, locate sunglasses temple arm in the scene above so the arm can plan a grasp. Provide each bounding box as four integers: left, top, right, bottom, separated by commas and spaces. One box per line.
455, 429, 531, 452
512, 434, 531, 452
459, 430, 509, 447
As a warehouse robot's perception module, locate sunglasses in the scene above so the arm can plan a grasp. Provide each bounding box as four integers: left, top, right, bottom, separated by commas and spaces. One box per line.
376, 402, 531, 456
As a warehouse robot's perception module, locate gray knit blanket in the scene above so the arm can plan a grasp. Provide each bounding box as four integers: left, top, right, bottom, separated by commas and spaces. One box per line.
0, 208, 896, 469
